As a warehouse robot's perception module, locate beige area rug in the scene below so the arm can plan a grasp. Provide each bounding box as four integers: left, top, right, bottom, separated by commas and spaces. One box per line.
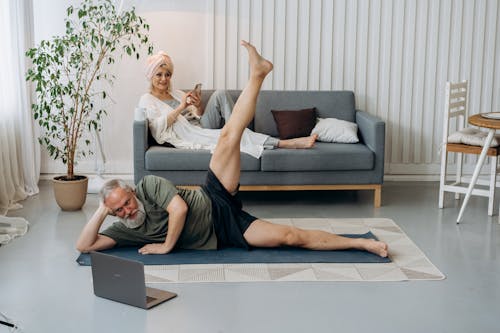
144, 218, 445, 283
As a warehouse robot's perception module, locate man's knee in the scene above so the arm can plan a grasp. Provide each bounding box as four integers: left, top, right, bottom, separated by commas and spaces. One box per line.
282, 227, 303, 247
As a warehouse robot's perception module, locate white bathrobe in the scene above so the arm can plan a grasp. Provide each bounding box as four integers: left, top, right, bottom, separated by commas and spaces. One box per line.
138, 92, 269, 158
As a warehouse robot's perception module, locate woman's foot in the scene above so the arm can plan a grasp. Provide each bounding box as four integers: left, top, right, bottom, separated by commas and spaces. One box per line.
241, 40, 273, 78
279, 134, 318, 149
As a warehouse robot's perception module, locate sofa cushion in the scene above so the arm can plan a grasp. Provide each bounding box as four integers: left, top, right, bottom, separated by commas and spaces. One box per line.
271, 108, 317, 139
260, 142, 374, 171
254, 91, 356, 136
145, 146, 261, 171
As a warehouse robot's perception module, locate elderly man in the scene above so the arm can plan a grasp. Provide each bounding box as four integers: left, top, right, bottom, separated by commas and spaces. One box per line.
76, 41, 388, 258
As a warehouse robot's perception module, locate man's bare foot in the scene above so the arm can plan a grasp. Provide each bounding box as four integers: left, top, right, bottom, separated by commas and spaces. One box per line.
361, 239, 389, 258
279, 134, 318, 149
241, 40, 273, 78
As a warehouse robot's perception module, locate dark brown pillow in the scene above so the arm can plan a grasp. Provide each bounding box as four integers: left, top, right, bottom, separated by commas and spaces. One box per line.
271, 108, 317, 139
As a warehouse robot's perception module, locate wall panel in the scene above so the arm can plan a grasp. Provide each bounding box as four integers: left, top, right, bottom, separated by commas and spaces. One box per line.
207, 0, 500, 176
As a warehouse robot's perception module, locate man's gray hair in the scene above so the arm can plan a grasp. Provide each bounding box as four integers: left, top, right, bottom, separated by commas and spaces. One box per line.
99, 179, 135, 201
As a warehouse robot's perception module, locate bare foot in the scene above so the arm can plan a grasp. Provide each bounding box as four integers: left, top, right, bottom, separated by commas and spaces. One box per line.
279, 134, 318, 149
362, 239, 389, 258
241, 40, 273, 78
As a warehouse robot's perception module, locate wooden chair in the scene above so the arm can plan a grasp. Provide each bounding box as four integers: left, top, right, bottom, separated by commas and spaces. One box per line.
438, 80, 500, 216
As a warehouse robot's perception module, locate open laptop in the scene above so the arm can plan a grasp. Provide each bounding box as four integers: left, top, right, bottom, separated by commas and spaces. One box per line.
90, 251, 177, 309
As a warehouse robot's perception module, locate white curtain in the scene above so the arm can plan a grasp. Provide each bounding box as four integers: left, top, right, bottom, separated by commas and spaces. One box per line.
0, 0, 40, 216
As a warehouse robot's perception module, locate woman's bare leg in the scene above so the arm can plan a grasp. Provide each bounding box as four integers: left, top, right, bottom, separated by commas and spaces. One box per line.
243, 219, 389, 257
278, 134, 318, 149
209, 41, 273, 193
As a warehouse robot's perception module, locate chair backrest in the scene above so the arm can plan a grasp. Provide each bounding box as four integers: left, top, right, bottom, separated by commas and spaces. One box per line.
442, 80, 469, 143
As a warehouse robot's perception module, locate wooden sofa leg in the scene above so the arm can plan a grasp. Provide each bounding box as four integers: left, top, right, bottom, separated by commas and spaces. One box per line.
374, 186, 382, 208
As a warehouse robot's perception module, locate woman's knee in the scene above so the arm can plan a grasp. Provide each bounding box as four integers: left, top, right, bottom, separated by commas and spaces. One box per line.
209, 90, 231, 104
212, 89, 227, 98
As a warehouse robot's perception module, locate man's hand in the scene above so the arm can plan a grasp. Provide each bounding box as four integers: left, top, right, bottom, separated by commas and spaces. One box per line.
98, 201, 113, 216
138, 243, 170, 255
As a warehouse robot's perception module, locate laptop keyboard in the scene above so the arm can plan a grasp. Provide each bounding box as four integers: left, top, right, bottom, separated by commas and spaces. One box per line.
146, 296, 157, 303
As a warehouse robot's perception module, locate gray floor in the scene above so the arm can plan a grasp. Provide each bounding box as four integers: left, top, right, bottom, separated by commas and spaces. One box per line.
1, 180, 500, 333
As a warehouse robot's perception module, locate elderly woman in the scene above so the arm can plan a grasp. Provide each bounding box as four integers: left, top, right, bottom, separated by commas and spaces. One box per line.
138, 51, 317, 159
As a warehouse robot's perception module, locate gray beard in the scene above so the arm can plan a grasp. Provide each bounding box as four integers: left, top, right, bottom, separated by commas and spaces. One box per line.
119, 197, 146, 229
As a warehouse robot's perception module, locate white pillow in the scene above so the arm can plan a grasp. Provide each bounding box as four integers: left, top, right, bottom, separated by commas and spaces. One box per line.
311, 117, 359, 143
447, 127, 500, 147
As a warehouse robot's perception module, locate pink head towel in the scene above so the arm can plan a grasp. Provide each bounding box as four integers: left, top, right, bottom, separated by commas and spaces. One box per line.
145, 51, 174, 81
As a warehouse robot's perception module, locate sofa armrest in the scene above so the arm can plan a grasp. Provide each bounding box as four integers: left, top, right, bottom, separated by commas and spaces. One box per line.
133, 119, 149, 184
356, 110, 385, 182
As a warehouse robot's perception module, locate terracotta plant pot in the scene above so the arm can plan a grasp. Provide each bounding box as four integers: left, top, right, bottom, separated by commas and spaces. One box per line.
52, 175, 88, 211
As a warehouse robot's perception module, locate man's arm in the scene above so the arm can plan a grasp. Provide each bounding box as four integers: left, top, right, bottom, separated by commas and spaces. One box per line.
76, 203, 116, 253
138, 194, 187, 255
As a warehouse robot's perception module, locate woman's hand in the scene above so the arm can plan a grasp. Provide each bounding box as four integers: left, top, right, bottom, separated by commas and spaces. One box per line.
187, 90, 202, 109
180, 92, 191, 109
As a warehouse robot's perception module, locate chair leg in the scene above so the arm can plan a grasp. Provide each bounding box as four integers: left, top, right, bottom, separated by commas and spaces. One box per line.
455, 152, 463, 200
439, 150, 448, 208
488, 156, 497, 216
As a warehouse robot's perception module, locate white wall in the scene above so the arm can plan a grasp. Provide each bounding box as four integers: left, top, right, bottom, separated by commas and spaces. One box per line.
34, 0, 500, 179
34, 0, 210, 176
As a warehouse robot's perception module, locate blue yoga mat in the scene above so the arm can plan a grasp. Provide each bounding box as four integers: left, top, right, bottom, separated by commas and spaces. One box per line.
76, 232, 390, 266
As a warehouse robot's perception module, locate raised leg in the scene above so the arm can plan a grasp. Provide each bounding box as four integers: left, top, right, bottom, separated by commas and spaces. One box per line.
209, 41, 273, 193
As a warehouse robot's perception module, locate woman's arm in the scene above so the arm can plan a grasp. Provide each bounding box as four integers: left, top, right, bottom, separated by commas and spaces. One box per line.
166, 92, 192, 127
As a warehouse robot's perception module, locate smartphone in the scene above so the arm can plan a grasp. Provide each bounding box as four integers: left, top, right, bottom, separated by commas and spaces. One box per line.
193, 83, 202, 94
187, 83, 202, 105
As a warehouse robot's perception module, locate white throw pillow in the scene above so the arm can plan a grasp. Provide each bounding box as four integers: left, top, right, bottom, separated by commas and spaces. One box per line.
311, 117, 359, 143
447, 127, 500, 147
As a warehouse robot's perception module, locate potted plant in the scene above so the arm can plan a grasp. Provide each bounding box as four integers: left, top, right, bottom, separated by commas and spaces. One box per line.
26, 0, 153, 210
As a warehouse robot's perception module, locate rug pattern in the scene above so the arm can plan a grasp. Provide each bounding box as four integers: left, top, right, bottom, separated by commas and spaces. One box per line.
144, 218, 445, 283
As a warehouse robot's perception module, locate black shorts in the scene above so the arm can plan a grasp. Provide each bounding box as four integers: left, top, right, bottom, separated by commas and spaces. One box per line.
201, 168, 257, 249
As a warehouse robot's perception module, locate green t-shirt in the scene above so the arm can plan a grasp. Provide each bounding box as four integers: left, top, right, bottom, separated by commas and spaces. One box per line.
100, 175, 217, 249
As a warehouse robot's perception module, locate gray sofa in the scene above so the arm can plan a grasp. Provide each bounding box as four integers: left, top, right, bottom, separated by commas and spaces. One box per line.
133, 90, 385, 207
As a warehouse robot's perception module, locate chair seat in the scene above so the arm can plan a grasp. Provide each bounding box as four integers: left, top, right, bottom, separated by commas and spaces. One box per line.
446, 143, 500, 157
